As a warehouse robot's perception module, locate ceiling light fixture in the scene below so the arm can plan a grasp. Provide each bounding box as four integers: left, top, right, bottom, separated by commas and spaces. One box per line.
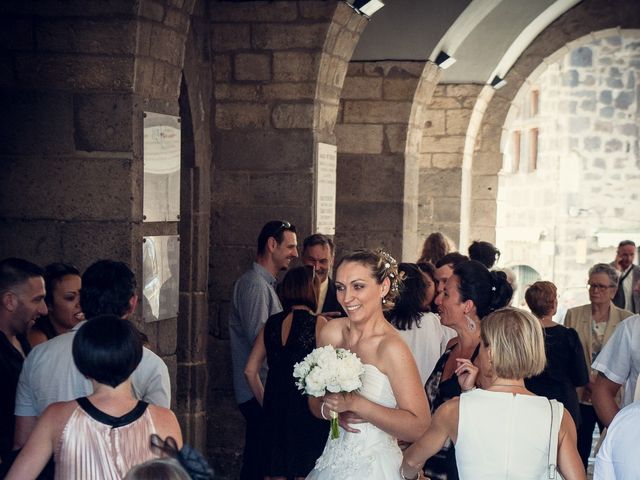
434, 51, 456, 70
346, 0, 385, 18
490, 76, 507, 90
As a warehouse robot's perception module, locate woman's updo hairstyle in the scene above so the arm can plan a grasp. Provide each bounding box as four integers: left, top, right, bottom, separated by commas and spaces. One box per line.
336, 248, 402, 306
454, 260, 513, 318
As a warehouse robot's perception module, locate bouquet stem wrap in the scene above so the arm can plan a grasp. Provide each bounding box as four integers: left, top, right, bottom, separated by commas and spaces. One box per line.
330, 410, 339, 439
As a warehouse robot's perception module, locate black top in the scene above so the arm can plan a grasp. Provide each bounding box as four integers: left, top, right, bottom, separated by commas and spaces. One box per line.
525, 325, 589, 426
76, 397, 149, 428
0, 332, 31, 458
261, 309, 327, 477
321, 279, 346, 317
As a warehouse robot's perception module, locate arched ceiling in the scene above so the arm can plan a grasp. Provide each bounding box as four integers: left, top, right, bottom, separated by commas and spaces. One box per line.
351, 0, 582, 84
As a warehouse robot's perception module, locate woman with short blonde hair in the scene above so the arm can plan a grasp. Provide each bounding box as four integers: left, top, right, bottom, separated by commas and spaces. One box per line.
401, 307, 585, 480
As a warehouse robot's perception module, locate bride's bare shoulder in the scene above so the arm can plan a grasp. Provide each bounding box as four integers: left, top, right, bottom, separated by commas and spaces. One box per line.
317, 317, 348, 346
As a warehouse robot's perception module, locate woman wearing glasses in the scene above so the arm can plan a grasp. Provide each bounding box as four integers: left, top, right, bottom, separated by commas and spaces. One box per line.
564, 263, 633, 468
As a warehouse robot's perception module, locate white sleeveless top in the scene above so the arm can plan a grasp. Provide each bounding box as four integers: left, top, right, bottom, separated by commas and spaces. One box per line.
456, 389, 563, 479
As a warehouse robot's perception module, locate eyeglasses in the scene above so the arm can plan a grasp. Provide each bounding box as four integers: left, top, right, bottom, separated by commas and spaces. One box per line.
587, 283, 616, 291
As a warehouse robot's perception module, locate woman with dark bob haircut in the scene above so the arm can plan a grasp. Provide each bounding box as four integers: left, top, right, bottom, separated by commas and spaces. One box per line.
244, 266, 329, 479
524, 281, 588, 428
7, 315, 182, 480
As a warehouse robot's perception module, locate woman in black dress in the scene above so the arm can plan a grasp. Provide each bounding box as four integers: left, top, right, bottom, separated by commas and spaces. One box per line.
524, 281, 589, 427
244, 266, 328, 480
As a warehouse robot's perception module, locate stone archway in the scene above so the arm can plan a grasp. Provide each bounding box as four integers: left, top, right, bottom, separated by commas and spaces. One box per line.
462, 0, 640, 248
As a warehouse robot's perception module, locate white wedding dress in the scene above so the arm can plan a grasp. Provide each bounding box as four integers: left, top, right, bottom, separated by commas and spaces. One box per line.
306, 364, 403, 479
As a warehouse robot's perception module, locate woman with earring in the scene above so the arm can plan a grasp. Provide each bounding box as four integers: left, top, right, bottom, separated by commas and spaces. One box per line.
401, 307, 585, 480
422, 260, 512, 480
306, 249, 430, 479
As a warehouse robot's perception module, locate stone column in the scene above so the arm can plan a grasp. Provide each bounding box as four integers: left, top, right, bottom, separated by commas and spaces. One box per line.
335, 61, 441, 261
206, 2, 366, 475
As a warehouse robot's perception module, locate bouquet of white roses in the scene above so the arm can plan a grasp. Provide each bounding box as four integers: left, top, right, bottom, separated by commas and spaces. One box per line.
293, 345, 365, 439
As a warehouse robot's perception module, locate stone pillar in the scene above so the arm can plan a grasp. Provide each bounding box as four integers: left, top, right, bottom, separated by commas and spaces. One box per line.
336, 61, 440, 261
0, 0, 199, 428
206, 2, 366, 475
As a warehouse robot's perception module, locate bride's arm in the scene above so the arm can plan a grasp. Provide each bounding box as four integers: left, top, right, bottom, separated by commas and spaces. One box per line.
323, 336, 430, 442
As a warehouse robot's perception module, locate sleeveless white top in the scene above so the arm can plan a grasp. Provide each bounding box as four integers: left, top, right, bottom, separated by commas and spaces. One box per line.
456, 389, 563, 479
306, 364, 403, 479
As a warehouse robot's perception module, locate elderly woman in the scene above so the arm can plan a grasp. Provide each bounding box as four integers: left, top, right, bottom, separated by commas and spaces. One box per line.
564, 263, 633, 468
524, 281, 589, 427
422, 260, 512, 480
401, 307, 585, 480
7, 315, 182, 479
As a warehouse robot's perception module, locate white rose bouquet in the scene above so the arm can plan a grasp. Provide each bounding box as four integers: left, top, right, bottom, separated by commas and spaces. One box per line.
293, 345, 365, 439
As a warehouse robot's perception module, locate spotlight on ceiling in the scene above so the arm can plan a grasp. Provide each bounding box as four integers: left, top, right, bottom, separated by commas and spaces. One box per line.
346, 0, 385, 18
490, 76, 507, 90
434, 51, 456, 70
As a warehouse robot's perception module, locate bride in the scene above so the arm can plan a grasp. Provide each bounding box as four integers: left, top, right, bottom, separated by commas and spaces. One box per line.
306, 249, 430, 479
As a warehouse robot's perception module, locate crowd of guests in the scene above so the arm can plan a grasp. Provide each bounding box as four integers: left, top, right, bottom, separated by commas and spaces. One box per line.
0, 259, 213, 479
229, 222, 640, 480
1, 222, 639, 480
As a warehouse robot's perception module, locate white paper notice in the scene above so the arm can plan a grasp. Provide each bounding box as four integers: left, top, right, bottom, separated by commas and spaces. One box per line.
316, 143, 337, 235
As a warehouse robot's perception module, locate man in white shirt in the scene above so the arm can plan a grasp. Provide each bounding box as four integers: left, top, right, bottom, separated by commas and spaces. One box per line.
611, 240, 640, 314
592, 314, 640, 427
13, 260, 170, 448
594, 400, 640, 479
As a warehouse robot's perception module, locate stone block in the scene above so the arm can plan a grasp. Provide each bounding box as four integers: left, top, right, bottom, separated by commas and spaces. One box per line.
446, 109, 472, 136
250, 171, 313, 206
157, 317, 178, 356
470, 199, 497, 227
382, 77, 419, 101
422, 109, 445, 136
432, 197, 462, 223
261, 82, 316, 101
0, 220, 62, 266
215, 103, 270, 129
314, 100, 340, 133
15, 53, 134, 91
214, 83, 260, 102
343, 100, 411, 124
273, 51, 317, 82
164, 8, 190, 32
0, 90, 74, 155
212, 23, 251, 51
421, 135, 465, 154
139, 0, 165, 21
338, 200, 403, 232
341, 76, 383, 100
176, 361, 208, 412
252, 23, 327, 50
35, 19, 137, 55
211, 2, 298, 22
419, 168, 462, 197
335, 124, 383, 154
61, 221, 133, 271
471, 174, 498, 200
1, 156, 134, 221
333, 28, 358, 61
385, 124, 408, 154
73, 93, 133, 152
429, 96, 461, 109
233, 53, 271, 81
214, 130, 313, 170
431, 153, 461, 169
213, 54, 231, 81
271, 103, 314, 129
615, 90, 634, 109
299, 1, 335, 19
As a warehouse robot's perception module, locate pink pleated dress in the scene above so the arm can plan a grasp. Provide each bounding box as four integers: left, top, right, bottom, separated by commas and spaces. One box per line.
54, 397, 158, 479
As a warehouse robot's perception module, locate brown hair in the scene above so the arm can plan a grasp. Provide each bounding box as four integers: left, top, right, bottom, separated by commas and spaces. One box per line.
417, 232, 450, 265
278, 265, 317, 312
525, 281, 557, 318
336, 249, 401, 306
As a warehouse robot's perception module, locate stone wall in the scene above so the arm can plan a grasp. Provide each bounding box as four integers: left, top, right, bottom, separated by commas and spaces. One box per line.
418, 83, 483, 253
497, 31, 640, 296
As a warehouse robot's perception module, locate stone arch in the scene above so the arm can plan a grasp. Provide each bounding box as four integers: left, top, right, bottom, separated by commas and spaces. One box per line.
462, 0, 640, 247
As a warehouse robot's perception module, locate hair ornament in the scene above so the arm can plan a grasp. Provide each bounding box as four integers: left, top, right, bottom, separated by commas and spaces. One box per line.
491, 286, 496, 292
377, 249, 400, 293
